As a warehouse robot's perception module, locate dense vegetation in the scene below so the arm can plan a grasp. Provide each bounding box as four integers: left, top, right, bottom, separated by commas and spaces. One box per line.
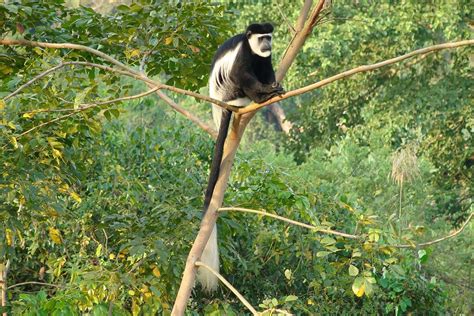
1, 0, 472, 315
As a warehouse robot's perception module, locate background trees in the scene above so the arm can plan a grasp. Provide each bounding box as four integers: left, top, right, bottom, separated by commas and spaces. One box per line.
1, 0, 472, 315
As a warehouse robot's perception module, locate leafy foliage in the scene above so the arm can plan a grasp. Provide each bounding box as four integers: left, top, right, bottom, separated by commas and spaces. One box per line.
0, 0, 472, 315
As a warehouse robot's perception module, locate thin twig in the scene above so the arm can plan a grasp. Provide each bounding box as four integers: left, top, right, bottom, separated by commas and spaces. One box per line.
4, 63, 69, 101
3, 61, 134, 102
240, 39, 474, 114
296, 0, 313, 31
18, 87, 160, 137
137, 65, 218, 139
277, 3, 296, 34
218, 207, 359, 239
195, 261, 258, 315
7, 281, 62, 290
394, 213, 473, 248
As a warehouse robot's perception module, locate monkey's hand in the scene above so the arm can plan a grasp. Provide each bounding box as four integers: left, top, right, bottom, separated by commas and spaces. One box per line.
271, 82, 285, 94
254, 83, 285, 103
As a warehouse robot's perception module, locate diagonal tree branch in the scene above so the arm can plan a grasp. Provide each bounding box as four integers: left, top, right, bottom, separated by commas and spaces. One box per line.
195, 261, 258, 315
4, 62, 69, 101
394, 212, 473, 248
276, 0, 326, 82
219, 207, 359, 239
153, 90, 218, 139
239, 39, 474, 114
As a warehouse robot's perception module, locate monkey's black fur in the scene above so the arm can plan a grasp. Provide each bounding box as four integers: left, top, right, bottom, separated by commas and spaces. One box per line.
202, 109, 231, 212
204, 23, 283, 214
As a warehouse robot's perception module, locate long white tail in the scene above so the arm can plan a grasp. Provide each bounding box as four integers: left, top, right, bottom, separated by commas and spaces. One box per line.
197, 224, 219, 292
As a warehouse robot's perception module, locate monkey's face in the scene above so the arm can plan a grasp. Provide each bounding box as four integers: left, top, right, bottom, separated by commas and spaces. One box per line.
247, 33, 272, 58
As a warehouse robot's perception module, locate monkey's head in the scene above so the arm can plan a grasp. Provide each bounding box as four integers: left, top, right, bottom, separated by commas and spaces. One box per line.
246, 23, 274, 58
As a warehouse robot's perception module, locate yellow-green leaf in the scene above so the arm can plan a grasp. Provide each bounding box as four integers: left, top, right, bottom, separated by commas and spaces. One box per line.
129, 49, 140, 58
164, 37, 173, 45
5, 228, 13, 246
152, 266, 161, 277
349, 264, 359, 276
10, 136, 18, 149
352, 276, 365, 297
52, 148, 63, 159
49, 227, 62, 245
22, 112, 35, 119
70, 192, 82, 203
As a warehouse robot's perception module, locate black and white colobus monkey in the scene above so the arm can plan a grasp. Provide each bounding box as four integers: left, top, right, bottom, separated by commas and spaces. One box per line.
197, 23, 284, 292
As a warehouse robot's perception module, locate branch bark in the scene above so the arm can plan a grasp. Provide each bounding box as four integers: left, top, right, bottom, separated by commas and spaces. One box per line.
18, 87, 160, 137
0, 260, 11, 316
218, 207, 359, 239
7, 281, 62, 290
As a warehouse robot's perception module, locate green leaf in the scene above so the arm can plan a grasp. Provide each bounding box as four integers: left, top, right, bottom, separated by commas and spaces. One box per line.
349, 264, 359, 276
320, 236, 336, 245
284, 295, 298, 302
352, 276, 365, 297
316, 251, 331, 257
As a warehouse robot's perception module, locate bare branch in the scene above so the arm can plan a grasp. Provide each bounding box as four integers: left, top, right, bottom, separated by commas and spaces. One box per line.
0, 39, 131, 73
296, 0, 313, 31
1, 260, 11, 316
153, 90, 218, 139
7, 281, 62, 290
219, 207, 359, 239
195, 261, 258, 316
395, 213, 473, 248
240, 39, 474, 114
276, 0, 326, 82
137, 65, 217, 139
18, 87, 160, 137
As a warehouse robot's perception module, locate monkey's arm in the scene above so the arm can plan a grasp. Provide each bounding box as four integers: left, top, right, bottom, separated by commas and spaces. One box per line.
240, 72, 284, 103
